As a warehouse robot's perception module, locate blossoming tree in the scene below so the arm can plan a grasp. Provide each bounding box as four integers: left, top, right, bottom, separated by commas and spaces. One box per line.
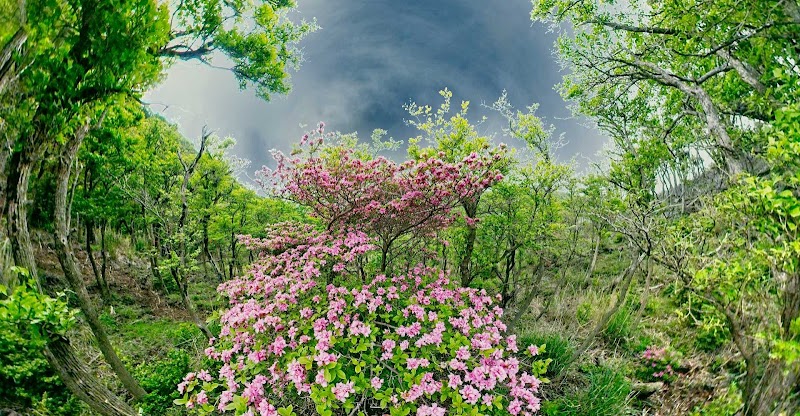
261, 124, 506, 273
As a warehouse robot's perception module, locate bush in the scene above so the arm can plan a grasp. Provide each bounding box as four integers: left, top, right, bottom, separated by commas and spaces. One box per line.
678, 294, 730, 352
690, 385, 743, 416
177, 227, 547, 415
694, 308, 730, 352
543, 366, 631, 416
0, 278, 84, 415
634, 345, 680, 384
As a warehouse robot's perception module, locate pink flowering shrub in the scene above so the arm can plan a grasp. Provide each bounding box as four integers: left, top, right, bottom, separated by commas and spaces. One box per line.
635, 346, 680, 384
177, 226, 546, 415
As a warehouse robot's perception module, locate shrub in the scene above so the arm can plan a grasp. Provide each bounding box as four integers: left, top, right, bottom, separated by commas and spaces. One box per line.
177, 227, 546, 415
634, 345, 680, 384
694, 308, 730, 352
0, 278, 84, 415
690, 385, 743, 416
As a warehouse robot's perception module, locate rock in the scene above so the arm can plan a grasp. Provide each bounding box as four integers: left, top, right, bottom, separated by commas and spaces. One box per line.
633, 381, 665, 398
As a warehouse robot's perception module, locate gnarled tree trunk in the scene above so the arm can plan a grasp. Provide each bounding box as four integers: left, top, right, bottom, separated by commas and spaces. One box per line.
5, 131, 45, 286
743, 269, 800, 415
44, 336, 137, 416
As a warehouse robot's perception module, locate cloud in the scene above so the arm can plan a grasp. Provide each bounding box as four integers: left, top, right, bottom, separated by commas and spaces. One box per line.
144, 0, 606, 173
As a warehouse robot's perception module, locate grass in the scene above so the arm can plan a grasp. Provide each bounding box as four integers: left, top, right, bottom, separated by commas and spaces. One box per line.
518, 330, 576, 377
543, 366, 632, 416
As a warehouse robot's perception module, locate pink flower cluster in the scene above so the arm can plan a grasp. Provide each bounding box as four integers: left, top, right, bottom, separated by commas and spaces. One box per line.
638, 346, 678, 383
178, 227, 543, 415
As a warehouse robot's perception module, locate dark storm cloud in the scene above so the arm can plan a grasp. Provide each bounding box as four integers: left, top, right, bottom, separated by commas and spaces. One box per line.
144, 0, 605, 174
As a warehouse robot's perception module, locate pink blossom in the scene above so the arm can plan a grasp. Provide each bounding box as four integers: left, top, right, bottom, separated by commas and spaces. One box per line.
417, 404, 446, 416
527, 345, 539, 356
371, 377, 384, 390
332, 381, 355, 401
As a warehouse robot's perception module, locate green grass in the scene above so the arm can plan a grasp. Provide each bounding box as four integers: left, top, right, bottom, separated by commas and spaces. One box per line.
543, 366, 632, 416
602, 300, 641, 350
518, 331, 576, 377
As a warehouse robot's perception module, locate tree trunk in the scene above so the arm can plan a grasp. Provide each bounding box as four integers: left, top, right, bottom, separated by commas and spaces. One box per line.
201, 216, 223, 281
459, 201, 478, 287
230, 229, 241, 277
745, 359, 799, 416
52, 129, 147, 400
170, 267, 213, 339
44, 336, 137, 416
585, 231, 601, 283
499, 246, 518, 309
5, 132, 44, 285
100, 220, 108, 292
86, 220, 110, 301
5, 129, 136, 416
0, 28, 27, 95
507, 260, 545, 332
0, 131, 11, 226
380, 245, 388, 274
172, 131, 212, 339
147, 222, 165, 290
743, 270, 800, 415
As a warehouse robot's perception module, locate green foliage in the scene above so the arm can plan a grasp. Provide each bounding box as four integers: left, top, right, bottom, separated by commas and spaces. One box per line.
576, 301, 592, 325
543, 366, 631, 416
405, 88, 496, 163
0, 277, 83, 415
691, 305, 730, 353
136, 350, 191, 416
165, 0, 317, 99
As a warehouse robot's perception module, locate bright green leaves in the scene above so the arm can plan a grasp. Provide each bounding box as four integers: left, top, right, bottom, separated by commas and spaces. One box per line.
24, 0, 169, 117
163, 0, 317, 100
0, 275, 76, 340
277, 404, 295, 416
0, 274, 83, 414
405, 88, 498, 164
771, 318, 800, 364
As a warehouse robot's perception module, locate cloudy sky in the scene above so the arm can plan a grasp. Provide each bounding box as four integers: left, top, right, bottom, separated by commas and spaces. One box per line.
145, 0, 605, 173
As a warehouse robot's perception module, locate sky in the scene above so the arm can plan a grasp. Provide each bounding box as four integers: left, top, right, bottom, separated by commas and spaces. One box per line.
144, 0, 606, 175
